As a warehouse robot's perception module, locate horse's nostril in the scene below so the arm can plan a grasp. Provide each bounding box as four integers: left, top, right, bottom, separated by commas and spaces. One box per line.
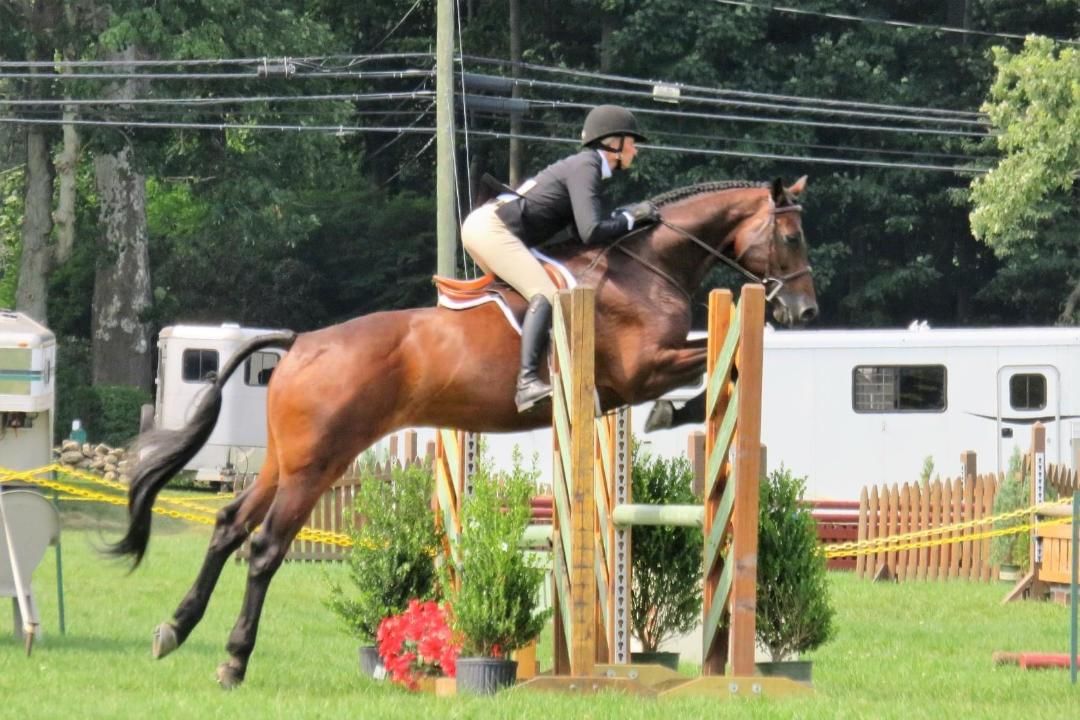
800, 306, 818, 323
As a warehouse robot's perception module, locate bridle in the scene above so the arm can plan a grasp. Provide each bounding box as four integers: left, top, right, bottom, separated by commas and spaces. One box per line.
600, 203, 813, 303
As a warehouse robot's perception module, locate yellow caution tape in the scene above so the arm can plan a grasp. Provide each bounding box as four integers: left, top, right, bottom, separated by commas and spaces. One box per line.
0, 464, 355, 549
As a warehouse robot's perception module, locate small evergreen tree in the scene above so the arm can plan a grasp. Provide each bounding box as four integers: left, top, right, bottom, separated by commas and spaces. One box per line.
756, 466, 834, 661
629, 445, 703, 653
990, 448, 1030, 569
325, 464, 442, 644
445, 453, 551, 657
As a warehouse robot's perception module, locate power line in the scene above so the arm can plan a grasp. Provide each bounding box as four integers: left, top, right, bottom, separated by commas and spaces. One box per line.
0, 113, 988, 173
517, 97, 987, 139
0, 53, 434, 69
462, 129, 989, 174
0, 90, 434, 108
481, 111, 984, 163
0, 68, 435, 81
485, 72, 988, 128
464, 55, 984, 120
711, 0, 1080, 47
0, 115, 437, 136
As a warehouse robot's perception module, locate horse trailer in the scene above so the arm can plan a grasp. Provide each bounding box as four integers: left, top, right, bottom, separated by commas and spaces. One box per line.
757, 324, 1080, 499
152, 323, 284, 486
0, 311, 56, 471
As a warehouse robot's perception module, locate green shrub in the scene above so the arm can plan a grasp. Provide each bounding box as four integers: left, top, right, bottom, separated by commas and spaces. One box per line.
94, 384, 151, 447
990, 448, 1030, 569
629, 444, 703, 653
756, 466, 835, 661
445, 452, 551, 657
325, 464, 442, 644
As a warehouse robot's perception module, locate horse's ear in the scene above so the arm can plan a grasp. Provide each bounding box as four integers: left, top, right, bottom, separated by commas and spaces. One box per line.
770, 177, 785, 203
788, 175, 808, 196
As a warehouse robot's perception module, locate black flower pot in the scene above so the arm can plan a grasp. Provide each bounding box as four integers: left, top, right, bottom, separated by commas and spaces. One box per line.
755, 659, 813, 684
455, 656, 518, 695
630, 651, 681, 672
358, 645, 383, 678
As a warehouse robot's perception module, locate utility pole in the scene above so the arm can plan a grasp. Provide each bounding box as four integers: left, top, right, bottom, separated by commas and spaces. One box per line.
508, 0, 522, 186
436, 0, 457, 277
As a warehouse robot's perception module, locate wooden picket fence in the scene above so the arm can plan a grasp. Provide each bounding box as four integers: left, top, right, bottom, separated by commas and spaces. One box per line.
235, 431, 433, 562
854, 468, 999, 582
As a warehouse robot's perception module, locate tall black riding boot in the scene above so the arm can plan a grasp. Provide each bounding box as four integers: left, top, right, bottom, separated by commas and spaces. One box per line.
514, 294, 553, 412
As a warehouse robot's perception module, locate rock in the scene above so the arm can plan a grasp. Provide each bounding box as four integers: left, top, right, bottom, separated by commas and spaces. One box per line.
94, 443, 110, 456
60, 450, 84, 465
61, 440, 80, 452
104, 463, 118, 474
82, 443, 94, 457
104, 471, 118, 481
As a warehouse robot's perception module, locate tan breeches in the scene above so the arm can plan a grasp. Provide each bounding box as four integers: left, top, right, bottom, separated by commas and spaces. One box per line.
461, 203, 557, 303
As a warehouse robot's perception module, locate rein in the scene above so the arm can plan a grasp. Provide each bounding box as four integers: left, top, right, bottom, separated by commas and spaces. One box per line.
600, 202, 812, 304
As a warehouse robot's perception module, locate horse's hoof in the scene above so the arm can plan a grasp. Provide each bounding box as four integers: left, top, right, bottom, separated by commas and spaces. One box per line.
216, 661, 245, 690
152, 622, 179, 659
644, 400, 674, 432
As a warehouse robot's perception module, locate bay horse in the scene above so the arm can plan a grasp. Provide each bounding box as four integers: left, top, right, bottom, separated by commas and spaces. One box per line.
108, 176, 817, 687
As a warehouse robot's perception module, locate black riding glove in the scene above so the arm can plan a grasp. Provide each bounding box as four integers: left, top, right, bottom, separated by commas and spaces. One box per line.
616, 201, 660, 229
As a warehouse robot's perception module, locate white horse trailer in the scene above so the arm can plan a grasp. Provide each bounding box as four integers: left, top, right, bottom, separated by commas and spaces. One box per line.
0, 311, 56, 470
446, 324, 1080, 502
759, 324, 1080, 499
153, 323, 284, 485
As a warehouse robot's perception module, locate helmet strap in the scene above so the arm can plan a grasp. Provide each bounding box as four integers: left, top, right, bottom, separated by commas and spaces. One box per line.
598, 136, 626, 169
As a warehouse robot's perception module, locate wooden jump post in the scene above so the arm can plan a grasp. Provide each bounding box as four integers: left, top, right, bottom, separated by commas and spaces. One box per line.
528, 285, 810, 697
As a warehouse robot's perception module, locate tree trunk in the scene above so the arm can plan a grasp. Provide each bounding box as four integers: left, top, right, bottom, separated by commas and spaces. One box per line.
53, 44, 81, 265
92, 145, 152, 389
14, 117, 55, 323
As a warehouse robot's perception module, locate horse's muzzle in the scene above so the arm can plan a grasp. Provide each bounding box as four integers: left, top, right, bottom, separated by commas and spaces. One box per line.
772, 297, 818, 327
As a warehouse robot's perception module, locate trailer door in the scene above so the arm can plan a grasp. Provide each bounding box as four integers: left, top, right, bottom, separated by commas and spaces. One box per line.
997, 364, 1060, 475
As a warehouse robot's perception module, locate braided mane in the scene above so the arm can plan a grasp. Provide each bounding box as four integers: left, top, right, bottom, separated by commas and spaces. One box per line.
650, 180, 768, 207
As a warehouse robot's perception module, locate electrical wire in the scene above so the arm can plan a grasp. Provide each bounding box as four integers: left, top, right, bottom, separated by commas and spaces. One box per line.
710, 0, 1080, 47
515, 96, 987, 139
460, 129, 989, 174
476, 111, 985, 163
370, 0, 426, 52
463, 55, 985, 119
0, 91, 435, 108
0, 68, 435, 81
463, 72, 988, 128
0, 53, 435, 69
0, 115, 436, 136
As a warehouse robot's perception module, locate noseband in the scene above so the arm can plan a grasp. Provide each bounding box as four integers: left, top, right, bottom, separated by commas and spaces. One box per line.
657, 204, 813, 301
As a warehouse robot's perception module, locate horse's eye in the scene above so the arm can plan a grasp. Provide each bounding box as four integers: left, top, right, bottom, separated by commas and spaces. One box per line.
784, 234, 801, 245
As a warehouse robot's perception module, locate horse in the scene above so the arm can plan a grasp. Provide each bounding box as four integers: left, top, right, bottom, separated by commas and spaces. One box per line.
108, 176, 817, 687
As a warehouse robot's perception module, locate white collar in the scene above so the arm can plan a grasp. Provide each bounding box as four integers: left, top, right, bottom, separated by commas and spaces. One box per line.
596, 149, 613, 179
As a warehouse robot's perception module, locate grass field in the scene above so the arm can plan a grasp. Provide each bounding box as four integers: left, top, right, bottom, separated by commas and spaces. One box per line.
1, 501, 1077, 719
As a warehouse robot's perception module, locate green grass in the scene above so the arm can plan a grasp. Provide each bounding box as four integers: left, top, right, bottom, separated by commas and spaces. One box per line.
2, 503, 1078, 719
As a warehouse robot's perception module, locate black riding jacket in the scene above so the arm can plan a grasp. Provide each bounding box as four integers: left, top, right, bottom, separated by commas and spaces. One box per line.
495, 150, 630, 246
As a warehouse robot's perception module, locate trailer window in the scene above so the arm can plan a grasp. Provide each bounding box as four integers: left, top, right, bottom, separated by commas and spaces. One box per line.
245, 351, 280, 387
1009, 373, 1046, 411
852, 365, 946, 413
182, 349, 219, 383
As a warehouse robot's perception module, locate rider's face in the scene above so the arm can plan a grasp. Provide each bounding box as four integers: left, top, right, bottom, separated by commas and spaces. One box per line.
618, 136, 638, 169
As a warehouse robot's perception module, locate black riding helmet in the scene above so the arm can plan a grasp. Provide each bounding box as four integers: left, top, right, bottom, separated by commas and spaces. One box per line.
580, 105, 648, 148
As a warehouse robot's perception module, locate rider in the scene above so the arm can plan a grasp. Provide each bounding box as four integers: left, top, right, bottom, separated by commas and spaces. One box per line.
461, 104, 660, 412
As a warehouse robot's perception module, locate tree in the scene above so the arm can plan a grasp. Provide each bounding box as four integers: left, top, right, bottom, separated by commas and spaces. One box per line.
970, 36, 1080, 321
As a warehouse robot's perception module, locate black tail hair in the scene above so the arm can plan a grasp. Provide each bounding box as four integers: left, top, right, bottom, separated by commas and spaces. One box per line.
105, 331, 297, 567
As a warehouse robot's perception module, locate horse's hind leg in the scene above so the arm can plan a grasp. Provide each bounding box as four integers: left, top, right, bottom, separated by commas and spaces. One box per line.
153, 461, 277, 659
215, 472, 329, 688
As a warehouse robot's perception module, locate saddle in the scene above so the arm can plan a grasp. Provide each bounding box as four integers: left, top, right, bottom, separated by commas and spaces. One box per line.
433, 250, 576, 334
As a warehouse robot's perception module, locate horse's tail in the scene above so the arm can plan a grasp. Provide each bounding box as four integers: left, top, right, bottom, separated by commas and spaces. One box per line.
106, 331, 298, 567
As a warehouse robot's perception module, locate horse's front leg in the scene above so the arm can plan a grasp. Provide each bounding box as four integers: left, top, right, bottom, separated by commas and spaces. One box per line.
637, 344, 710, 431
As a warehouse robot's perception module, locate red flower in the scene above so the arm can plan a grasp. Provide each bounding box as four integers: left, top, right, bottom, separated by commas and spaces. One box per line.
376, 600, 461, 690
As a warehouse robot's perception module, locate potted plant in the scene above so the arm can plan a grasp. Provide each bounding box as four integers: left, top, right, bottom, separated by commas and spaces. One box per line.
444, 453, 551, 694
755, 466, 835, 683
325, 463, 442, 678
991, 448, 1030, 582
628, 445, 702, 671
